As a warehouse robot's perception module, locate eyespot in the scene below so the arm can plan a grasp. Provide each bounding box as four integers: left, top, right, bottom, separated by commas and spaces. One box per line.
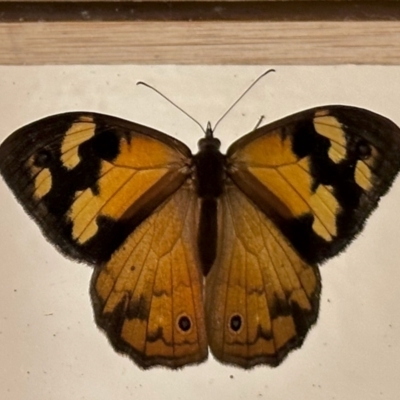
356, 140, 372, 160
33, 149, 53, 167
229, 314, 243, 333
177, 314, 192, 333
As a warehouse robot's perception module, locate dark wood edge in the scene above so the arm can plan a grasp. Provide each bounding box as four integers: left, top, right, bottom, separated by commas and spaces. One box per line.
0, 1, 399, 22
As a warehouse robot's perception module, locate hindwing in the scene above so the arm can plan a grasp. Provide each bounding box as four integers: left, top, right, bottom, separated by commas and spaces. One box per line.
91, 183, 207, 368
206, 182, 320, 368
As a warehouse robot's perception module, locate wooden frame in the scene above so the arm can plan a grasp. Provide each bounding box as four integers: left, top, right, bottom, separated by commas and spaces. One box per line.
0, 1, 399, 65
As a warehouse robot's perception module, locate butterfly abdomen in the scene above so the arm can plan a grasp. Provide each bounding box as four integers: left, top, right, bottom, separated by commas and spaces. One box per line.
197, 198, 217, 275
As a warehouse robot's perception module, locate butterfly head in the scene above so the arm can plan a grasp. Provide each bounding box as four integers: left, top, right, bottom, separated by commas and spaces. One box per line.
197, 122, 221, 152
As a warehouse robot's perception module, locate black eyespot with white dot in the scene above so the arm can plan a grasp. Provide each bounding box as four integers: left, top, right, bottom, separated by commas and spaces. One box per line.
177, 315, 192, 333
229, 314, 243, 333
33, 149, 53, 167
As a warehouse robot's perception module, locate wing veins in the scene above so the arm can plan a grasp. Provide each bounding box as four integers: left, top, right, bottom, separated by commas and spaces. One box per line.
222, 195, 237, 359
225, 193, 274, 354
261, 221, 304, 315
67, 164, 123, 222
244, 241, 250, 359
276, 167, 336, 237
144, 227, 164, 356
262, 212, 313, 304
101, 221, 154, 308
170, 234, 175, 361
32, 171, 52, 196
235, 160, 299, 170
180, 193, 202, 351
75, 170, 138, 242
313, 121, 347, 147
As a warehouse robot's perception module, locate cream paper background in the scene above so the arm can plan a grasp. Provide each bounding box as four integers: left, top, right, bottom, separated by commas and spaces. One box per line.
0, 66, 399, 399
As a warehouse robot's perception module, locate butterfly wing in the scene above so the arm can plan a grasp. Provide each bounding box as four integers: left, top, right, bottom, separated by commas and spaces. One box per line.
227, 106, 400, 264
0, 113, 207, 368
206, 182, 320, 368
91, 182, 208, 368
0, 112, 191, 265
206, 105, 400, 368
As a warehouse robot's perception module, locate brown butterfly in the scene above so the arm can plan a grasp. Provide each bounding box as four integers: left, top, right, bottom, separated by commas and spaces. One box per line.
1, 103, 400, 369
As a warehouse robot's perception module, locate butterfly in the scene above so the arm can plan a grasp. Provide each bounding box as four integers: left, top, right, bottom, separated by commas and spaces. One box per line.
1, 103, 400, 370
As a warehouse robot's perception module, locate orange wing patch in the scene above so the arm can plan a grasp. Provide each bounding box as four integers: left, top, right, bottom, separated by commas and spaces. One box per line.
57, 119, 191, 246
229, 110, 385, 244
232, 129, 298, 167
206, 183, 320, 368
231, 132, 340, 242
68, 164, 174, 244
114, 135, 186, 169
91, 184, 208, 369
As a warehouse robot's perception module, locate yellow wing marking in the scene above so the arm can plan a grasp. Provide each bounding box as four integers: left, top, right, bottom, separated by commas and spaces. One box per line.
313, 113, 346, 146
68, 160, 169, 244
308, 184, 338, 241
354, 145, 379, 192
314, 112, 347, 163
355, 160, 373, 191
61, 118, 95, 170
206, 184, 320, 368
93, 185, 207, 368
327, 141, 346, 163
248, 157, 339, 241
33, 168, 52, 199
314, 110, 378, 192
26, 155, 53, 200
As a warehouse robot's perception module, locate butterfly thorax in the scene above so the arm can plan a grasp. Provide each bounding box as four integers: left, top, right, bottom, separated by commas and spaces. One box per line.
193, 126, 226, 276
194, 130, 225, 199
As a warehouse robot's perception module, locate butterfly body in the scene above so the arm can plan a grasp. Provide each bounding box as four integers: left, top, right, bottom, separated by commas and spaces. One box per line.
193, 125, 225, 275
1, 105, 400, 369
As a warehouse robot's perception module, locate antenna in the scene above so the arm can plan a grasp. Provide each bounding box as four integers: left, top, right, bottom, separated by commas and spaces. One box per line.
137, 68, 275, 135
136, 81, 206, 134
213, 69, 275, 132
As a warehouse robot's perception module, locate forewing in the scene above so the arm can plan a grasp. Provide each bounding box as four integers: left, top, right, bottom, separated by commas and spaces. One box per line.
91, 183, 207, 369
227, 106, 400, 264
0, 113, 191, 265
206, 182, 320, 368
